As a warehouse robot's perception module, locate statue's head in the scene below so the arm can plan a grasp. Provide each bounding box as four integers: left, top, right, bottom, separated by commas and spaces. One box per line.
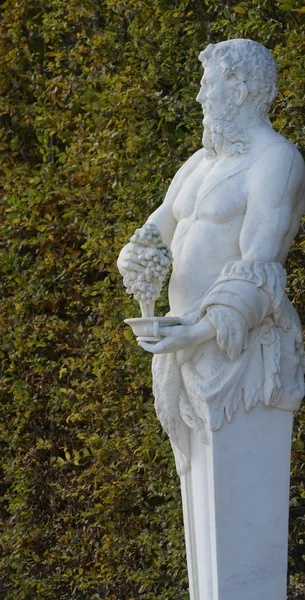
197, 39, 278, 158
199, 39, 277, 115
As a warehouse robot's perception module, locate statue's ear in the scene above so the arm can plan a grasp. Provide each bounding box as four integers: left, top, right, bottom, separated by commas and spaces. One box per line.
247, 66, 269, 96
229, 67, 248, 106
234, 80, 248, 106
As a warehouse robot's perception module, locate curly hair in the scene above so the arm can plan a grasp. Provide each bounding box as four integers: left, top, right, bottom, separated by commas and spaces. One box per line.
199, 39, 278, 116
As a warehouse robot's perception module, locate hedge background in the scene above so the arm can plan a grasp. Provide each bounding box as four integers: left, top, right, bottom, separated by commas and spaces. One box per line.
0, 0, 304, 598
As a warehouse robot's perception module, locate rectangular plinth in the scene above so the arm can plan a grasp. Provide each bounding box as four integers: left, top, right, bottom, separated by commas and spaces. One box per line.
180, 402, 294, 600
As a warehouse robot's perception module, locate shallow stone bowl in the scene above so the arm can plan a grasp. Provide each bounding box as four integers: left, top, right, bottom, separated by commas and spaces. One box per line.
124, 316, 181, 342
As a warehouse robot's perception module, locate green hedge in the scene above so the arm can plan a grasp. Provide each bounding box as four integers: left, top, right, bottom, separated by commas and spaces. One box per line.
0, 1, 304, 598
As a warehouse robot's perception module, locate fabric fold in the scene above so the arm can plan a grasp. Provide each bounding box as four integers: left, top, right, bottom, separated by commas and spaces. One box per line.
153, 260, 304, 476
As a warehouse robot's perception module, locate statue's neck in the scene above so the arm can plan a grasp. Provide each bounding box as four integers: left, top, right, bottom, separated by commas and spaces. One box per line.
233, 109, 272, 134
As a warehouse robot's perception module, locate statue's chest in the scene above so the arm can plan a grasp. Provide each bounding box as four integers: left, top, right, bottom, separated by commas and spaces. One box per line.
173, 164, 247, 224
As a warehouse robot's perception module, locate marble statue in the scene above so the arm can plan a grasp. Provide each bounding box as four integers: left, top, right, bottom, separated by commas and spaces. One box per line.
118, 39, 305, 600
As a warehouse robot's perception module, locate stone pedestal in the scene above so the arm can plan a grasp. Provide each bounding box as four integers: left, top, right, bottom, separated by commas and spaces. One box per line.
180, 402, 294, 600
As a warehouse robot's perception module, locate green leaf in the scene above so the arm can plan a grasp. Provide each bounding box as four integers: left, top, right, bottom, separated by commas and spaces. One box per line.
278, 2, 294, 9
233, 6, 246, 14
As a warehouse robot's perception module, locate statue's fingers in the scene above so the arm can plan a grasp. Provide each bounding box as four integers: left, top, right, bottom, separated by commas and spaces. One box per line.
156, 337, 177, 352
123, 261, 143, 273
137, 341, 154, 352
160, 325, 188, 338
226, 330, 243, 361
139, 337, 176, 354
125, 251, 142, 262
242, 329, 249, 350
138, 340, 165, 353
216, 323, 229, 353
159, 327, 173, 337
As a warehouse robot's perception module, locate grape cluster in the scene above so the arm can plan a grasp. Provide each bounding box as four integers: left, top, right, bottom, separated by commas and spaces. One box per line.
130, 222, 162, 247
123, 272, 160, 303
138, 245, 172, 283
123, 223, 172, 305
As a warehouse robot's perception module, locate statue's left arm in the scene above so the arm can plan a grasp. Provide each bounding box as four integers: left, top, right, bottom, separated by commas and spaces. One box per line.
204, 143, 305, 360
240, 143, 305, 262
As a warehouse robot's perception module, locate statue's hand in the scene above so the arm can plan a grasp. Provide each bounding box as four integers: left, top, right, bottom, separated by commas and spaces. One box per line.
138, 319, 216, 354
117, 242, 144, 276
138, 325, 196, 354
207, 306, 249, 361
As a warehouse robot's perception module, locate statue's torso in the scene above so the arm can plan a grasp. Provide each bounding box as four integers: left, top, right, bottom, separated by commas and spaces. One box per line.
166, 131, 304, 315
169, 155, 248, 314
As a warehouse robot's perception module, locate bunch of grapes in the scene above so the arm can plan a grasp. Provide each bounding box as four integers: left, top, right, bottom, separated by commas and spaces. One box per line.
123, 271, 160, 303
138, 245, 172, 283
123, 223, 172, 313
130, 223, 163, 247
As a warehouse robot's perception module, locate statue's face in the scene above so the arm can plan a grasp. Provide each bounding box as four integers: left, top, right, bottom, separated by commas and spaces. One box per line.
196, 66, 235, 117
197, 64, 250, 158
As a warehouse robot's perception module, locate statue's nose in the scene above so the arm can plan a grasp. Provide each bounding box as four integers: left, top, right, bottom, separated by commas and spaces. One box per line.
196, 87, 206, 104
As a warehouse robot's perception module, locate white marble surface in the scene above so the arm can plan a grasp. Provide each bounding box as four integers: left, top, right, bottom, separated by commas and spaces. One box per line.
118, 39, 305, 600
182, 402, 293, 600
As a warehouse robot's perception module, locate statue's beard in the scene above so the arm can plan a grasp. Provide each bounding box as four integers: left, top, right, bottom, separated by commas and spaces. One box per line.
202, 98, 250, 159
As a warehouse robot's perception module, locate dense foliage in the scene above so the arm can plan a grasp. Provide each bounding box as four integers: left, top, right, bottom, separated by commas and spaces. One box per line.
0, 0, 304, 598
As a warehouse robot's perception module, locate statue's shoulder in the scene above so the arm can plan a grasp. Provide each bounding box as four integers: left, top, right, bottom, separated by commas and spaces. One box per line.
246, 133, 305, 213
266, 133, 303, 164
178, 148, 204, 172
171, 148, 204, 185
163, 149, 205, 206
250, 133, 305, 182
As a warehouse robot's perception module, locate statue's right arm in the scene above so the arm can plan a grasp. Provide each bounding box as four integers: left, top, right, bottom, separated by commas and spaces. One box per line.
147, 149, 204, 245
118, 149, 204, 276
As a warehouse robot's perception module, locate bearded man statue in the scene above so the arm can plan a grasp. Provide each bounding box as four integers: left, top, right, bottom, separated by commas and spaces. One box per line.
118, 39, 305, 600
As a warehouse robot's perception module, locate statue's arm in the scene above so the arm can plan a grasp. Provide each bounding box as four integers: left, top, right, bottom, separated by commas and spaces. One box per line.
147, 149, 204, 245
118, 149, 203, 276
240, 143, 305, 261
204, 143, 305, 360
